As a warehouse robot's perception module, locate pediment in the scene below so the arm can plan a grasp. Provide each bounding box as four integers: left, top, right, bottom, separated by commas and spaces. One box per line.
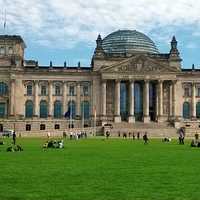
100, 55, 180, 73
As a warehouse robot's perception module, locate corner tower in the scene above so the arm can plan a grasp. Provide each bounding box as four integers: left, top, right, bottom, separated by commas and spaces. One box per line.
0, 35, 26, 68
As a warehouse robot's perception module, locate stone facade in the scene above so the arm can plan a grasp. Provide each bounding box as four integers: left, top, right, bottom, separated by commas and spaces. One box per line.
0, 32, 200, 135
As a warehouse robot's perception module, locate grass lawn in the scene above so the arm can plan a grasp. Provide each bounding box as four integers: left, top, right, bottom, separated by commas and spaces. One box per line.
0, 137, 200, 200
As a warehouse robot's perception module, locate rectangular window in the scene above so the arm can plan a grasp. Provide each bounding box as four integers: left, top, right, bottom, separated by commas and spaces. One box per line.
69, 86, 75, 96
0, 102, 5, 117
55, 124, 60, 130
82, 85, 89, 96
26, 124, 31, 131
55, 85, 61, 96
27, 85, 33, 96
197, 88, 200, 97
184, 88, 190, 97
41, 86, 47, 96
40, 124, 46, 130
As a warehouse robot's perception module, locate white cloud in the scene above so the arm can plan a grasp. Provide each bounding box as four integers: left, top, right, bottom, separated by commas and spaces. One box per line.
0, 0, 200, 49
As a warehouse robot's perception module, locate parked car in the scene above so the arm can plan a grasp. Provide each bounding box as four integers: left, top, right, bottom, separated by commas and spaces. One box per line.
1, 129, 14, 137
103, 123, 113, 129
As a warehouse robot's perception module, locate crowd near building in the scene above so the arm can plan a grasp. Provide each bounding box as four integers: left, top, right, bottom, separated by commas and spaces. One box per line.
0, 30, 200, 135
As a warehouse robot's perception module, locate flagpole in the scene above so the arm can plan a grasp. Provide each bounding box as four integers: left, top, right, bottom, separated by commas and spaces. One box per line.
3, 0, 7, 34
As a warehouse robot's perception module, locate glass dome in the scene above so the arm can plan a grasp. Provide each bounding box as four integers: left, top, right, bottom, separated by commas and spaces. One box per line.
102, 30, 159, 54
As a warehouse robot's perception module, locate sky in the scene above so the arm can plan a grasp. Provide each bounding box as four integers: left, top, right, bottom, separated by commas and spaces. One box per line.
0, 0, 200, 68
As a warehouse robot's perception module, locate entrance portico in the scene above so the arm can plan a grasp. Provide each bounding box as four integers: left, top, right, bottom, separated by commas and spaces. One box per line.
101, 78, 177, 124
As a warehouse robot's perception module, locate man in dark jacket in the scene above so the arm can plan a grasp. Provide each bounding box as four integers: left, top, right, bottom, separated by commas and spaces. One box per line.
12, 131, 16, 145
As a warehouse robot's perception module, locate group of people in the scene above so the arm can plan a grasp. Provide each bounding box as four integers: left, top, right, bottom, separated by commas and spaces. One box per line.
118, 131, 142, 140
69, 131, 87, 140
106, 131, 149, 144
43, 140, 64, 149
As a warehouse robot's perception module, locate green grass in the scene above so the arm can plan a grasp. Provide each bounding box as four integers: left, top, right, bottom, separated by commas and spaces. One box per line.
0, 137, 199, 200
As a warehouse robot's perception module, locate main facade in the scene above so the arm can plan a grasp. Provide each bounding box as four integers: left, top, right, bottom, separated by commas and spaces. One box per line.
0, 30, 199, 135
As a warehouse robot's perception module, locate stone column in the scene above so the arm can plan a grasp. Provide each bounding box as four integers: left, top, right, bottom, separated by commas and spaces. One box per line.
128, 80, 135, 123
10, 79, 15, 116
172, 80, 177, 119
34, 80, 39, 117
48, 81, 53, 117
192, 82, 196, 119
76, 82, 81, 118
114, 80, 121, 123
169, 83, 173, 118
143, 80, 150, 123
157, 80, 164, 122
63, 81, 67, 117
101, 80, 107, 122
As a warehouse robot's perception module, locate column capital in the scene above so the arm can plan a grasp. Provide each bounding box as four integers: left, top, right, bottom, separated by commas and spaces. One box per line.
76, 81, 81, 86
34, 80, 39, 84
48, 80, 53, 85
192, 82, 196, 87
171, 80, 177, 84
158, 79, 164, 84
144, 79, 150, 83
10, 79, 15, 83
115, 79, 121, 83
129, 79, 135, 84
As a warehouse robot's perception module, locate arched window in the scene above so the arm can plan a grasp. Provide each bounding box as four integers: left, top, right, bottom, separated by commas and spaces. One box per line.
183, 102, 190, 119
0, 102, 6, 118
25, 100, 33, 118
27, 85, 33, 96
0, 82, 8, 96
68, 100, 76, 119
196, 102, 200, 118
54, 101, 62, 118
40, 100, 48, 118
81, 101, 90, 119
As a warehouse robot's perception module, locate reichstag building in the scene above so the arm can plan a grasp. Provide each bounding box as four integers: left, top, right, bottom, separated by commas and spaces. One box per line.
0, 30, 199, 135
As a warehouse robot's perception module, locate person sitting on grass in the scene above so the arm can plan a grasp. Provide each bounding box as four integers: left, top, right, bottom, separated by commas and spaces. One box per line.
143, 132, 149, 144
162, 137, 172, 142
191, 133, 200, 147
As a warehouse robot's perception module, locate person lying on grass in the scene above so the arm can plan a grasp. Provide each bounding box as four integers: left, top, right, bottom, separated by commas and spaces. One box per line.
43, 140, 64, 149
7, 144, 23, 152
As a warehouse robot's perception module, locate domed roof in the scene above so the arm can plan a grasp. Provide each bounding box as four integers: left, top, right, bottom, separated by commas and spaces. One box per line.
102, 30, 159, 54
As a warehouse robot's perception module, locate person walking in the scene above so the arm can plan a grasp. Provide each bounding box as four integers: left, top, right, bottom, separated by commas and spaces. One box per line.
137, 132, 140, 140
12, 131, 16, 145
143, 132, 149, 144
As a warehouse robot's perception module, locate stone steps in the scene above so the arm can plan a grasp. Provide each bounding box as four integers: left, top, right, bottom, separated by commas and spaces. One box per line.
105, 122, 178, 138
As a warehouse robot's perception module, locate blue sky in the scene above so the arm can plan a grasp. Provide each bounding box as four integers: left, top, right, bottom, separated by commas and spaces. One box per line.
0, 0, 200, 68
